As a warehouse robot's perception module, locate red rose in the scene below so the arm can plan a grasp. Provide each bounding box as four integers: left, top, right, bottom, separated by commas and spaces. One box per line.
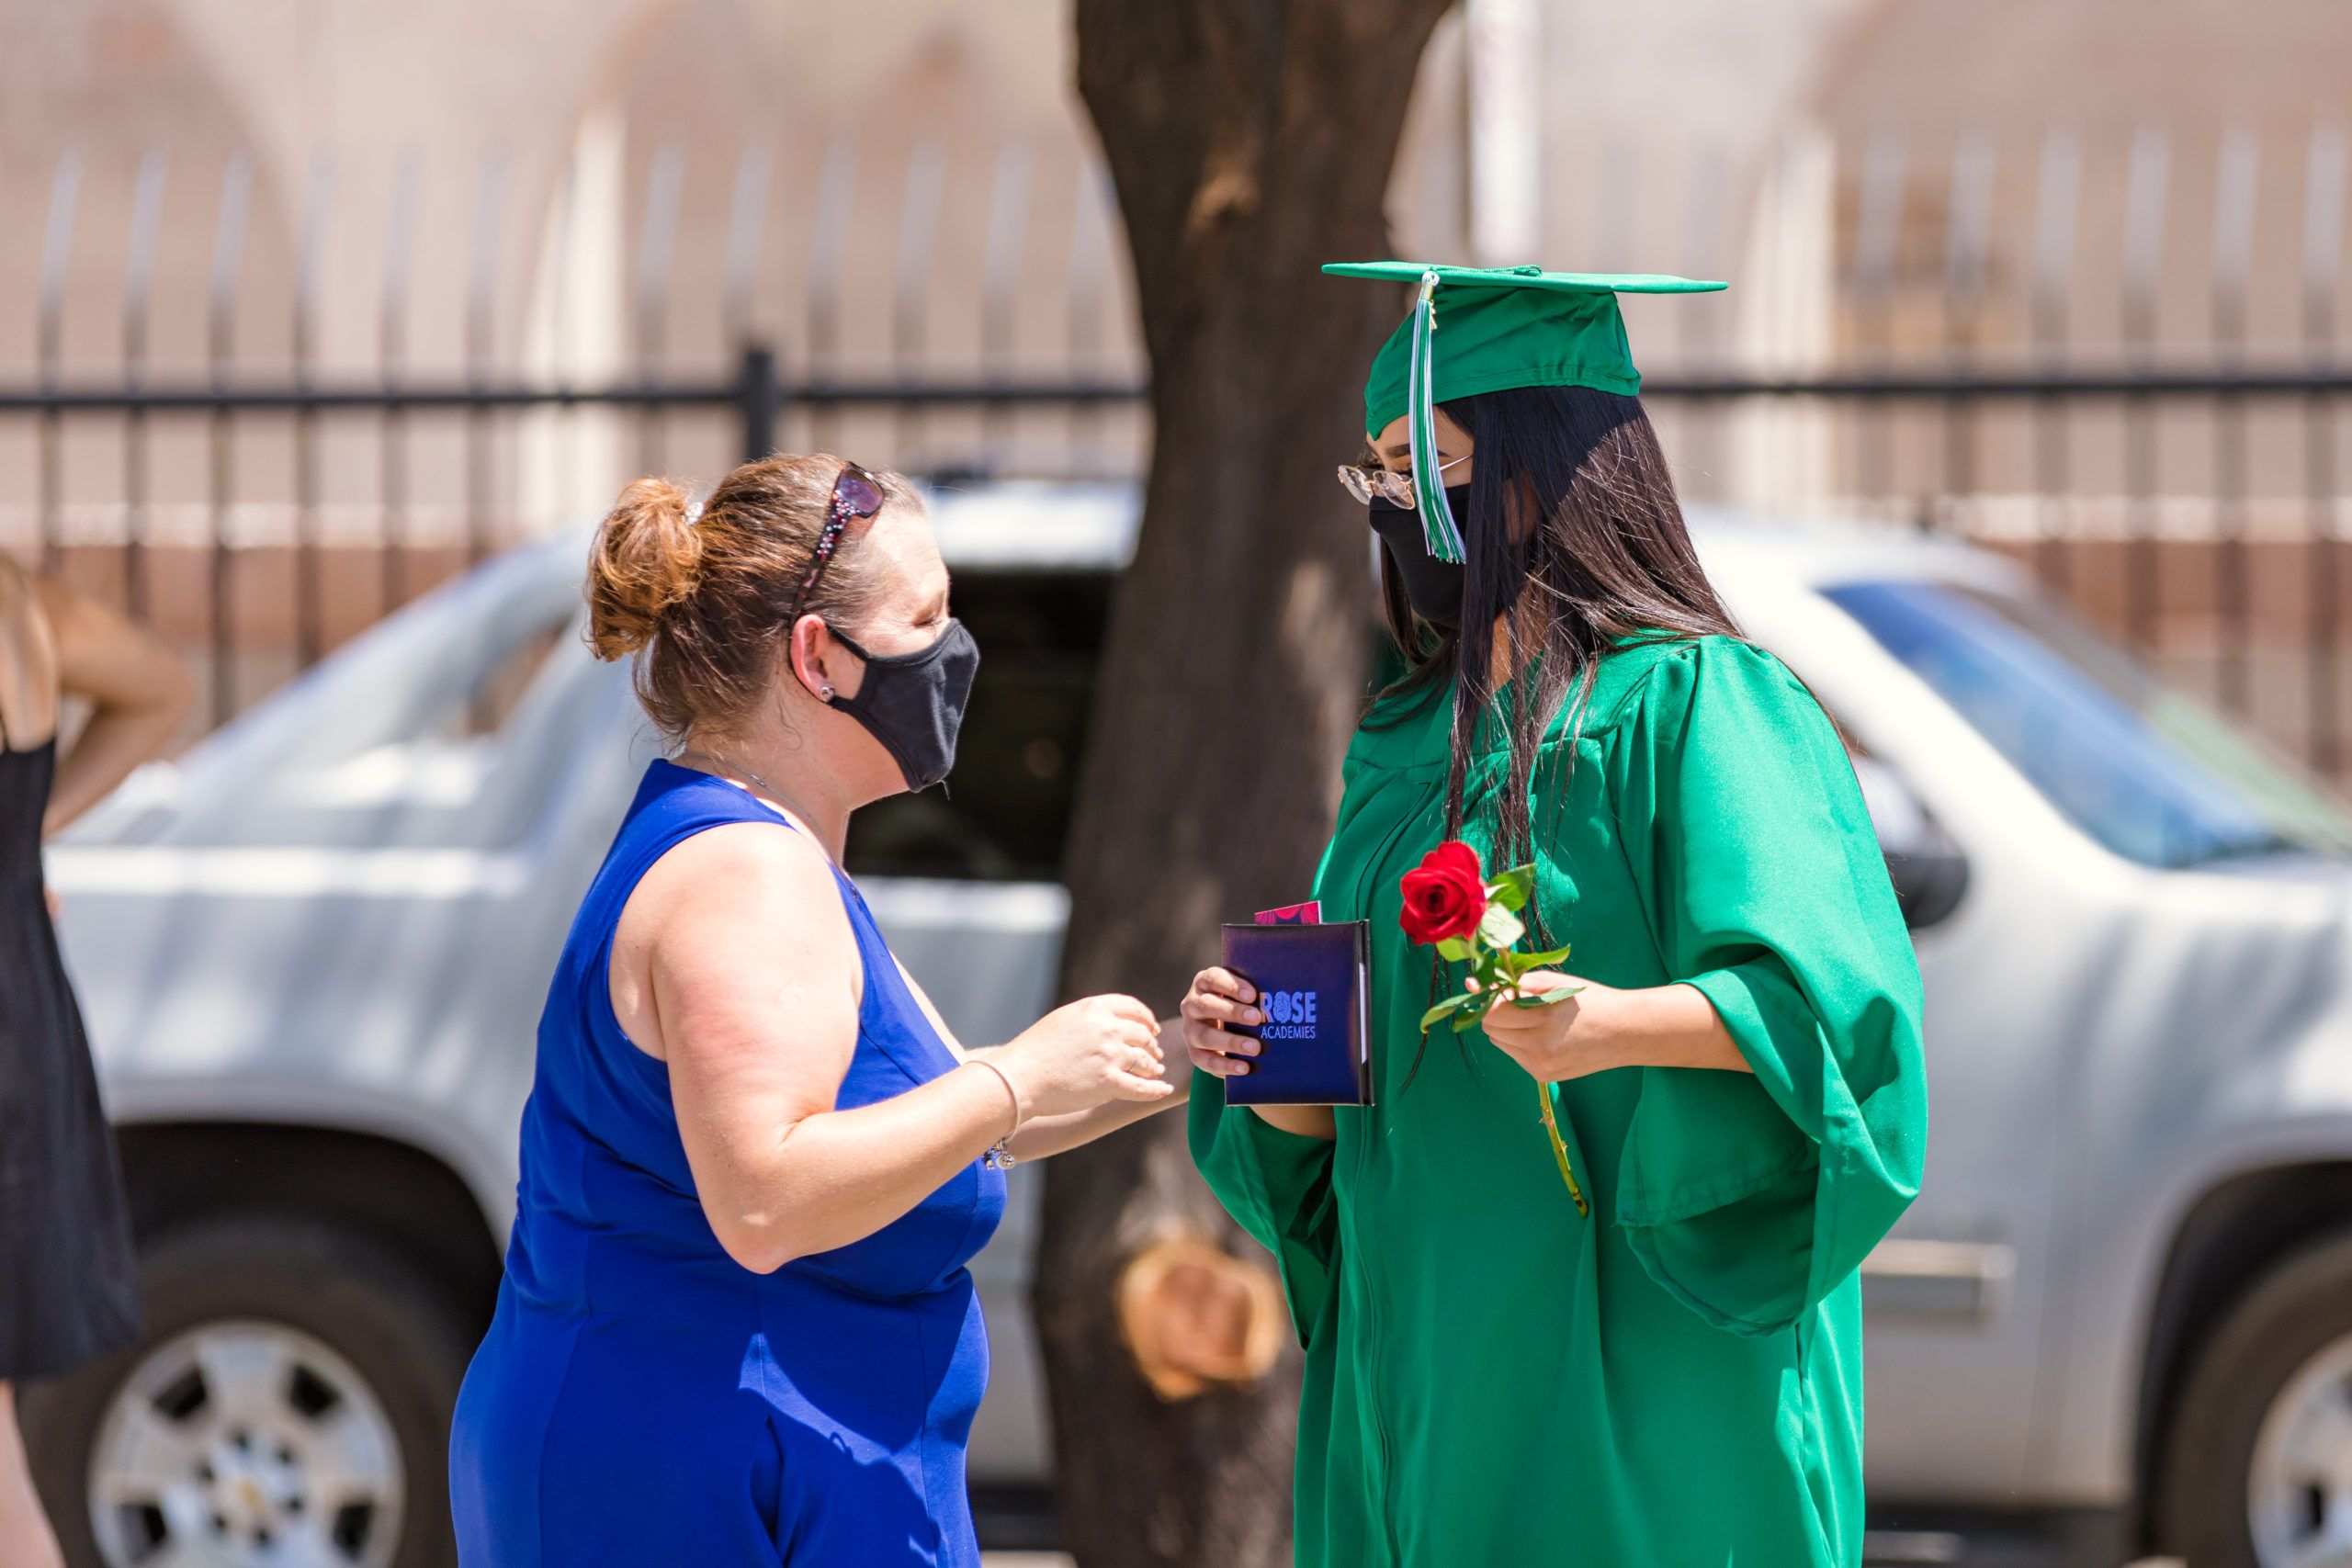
1398, 840, 1487, 945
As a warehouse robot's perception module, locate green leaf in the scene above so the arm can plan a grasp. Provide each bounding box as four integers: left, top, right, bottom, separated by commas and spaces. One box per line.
1489, 864, 1535, 913
1516, 943, 1573, 970
1419, 993, 1476, 1033
1478, 904, 1525, 950
1509, 986, 1582, 1009
1452, 1005, 1490, 1032
1435, 935, 1474, 964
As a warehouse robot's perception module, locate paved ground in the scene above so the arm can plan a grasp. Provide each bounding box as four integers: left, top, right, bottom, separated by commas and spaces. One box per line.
978, 1549, 2187, 1566
985, 1552, 2186, 1565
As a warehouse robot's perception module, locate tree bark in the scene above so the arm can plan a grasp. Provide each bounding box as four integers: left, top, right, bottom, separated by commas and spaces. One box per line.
1034, 5, 1454, 1565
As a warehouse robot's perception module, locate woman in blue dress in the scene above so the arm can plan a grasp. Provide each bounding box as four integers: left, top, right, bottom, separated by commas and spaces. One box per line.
449, 454, 1181, 1566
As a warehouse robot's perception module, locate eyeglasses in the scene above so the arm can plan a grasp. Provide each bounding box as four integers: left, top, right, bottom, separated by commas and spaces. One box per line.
783, 461, 887, 623
1335, 451, 1471, 509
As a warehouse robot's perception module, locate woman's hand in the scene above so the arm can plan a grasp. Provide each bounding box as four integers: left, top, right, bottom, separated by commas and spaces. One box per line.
1475, 974, 1755, 1081
1471, 971, 1625, 1084
995, 994, 1171, 1121
1179, 967, 1261, 1079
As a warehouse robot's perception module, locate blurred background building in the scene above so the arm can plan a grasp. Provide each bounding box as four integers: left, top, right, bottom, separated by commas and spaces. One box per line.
2, 0, 2349, 772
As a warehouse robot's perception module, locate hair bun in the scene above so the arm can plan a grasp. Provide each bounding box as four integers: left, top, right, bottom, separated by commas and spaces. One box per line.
586, 477, 702, 660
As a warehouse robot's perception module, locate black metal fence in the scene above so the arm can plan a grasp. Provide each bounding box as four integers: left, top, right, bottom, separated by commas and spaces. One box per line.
6, 355, 2346, 773
0, 350, 1143, 728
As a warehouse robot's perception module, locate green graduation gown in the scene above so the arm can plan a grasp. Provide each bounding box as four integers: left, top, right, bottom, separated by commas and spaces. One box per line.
1191, 633, 1928, 1567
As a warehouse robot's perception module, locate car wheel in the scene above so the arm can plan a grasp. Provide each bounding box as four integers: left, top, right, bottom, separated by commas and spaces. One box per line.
2161, 1229, 2352, 1568
20, 1217, 470, 1568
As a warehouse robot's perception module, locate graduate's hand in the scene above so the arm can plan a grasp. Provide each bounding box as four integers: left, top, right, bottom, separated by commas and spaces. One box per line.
1180, 966, 1261, 1078
1182, 966, 1336, 1138
1469, 971, 1623, 1083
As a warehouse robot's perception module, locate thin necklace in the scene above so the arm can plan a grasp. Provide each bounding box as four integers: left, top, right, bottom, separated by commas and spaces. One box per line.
678, 748, 807, 820
677, 750, 852, 875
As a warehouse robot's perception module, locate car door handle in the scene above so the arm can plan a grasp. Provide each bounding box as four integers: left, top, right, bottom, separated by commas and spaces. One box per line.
1861, 1238, 2016, 1325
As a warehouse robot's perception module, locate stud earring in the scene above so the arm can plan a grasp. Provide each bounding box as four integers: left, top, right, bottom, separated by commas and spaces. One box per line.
820, 684, 836, 702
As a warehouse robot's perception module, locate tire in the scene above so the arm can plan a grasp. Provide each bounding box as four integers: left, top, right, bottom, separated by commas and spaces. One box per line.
18, 1216, 471, 1568
2160, 1228, 2352, 1568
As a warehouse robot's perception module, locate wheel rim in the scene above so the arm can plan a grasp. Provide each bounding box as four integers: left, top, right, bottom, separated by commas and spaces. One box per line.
2251, 1331, 2352, 1568
85, 1319, 406, 1568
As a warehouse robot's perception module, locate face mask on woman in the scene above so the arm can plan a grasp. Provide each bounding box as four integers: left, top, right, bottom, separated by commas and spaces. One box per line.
826, 619, 981, 792
1367, 484, 1472, 628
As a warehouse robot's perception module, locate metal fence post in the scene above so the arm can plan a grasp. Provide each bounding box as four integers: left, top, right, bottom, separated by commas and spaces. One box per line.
738, 341, 780, 466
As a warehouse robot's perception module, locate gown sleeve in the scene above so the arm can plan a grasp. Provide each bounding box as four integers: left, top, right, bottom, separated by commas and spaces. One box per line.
1599, 636, 1928, 1337
1186, 826, 1347, 1348
1189, 1073, 1340, 1347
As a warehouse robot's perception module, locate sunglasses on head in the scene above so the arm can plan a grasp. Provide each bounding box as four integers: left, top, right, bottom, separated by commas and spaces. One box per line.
783, 461, 887, 623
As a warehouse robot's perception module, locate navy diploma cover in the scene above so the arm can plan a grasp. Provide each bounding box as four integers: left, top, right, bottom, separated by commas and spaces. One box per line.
1218, 919, 1374, 1106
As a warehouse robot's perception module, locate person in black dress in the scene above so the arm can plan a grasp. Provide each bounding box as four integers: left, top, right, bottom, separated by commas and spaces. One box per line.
0, 559, 190, 1566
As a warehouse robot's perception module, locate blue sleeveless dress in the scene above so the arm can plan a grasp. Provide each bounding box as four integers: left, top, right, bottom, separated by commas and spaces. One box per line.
450, 760, 1008, 1566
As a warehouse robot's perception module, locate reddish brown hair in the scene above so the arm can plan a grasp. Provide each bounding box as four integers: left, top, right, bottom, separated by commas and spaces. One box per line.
584, 453, 920, 741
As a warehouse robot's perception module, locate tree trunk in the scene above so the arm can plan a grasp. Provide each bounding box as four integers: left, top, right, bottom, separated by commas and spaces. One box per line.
1034, 5, 1454, 1565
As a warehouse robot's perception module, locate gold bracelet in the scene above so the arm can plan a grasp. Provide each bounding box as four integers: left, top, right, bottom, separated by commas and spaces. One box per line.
971, 1055, 1023, 1169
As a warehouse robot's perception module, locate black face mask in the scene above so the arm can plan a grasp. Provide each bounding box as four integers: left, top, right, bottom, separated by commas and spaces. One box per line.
1367, 484, 1472, 628
827, 619, 981, 792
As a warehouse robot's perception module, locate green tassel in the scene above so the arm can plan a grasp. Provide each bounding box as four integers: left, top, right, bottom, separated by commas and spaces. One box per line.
1408, 269, 1465, 564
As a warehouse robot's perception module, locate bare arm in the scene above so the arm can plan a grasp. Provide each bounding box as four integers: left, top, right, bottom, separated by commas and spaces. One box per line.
1234, 1100, 1337, 1139
1601, 980, 1753, 1071
40, 575, 193, 835
621, 824, 1166, 1271
628, 825, 1028, 1271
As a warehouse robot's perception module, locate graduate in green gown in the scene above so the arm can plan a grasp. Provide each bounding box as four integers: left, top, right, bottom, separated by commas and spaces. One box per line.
1182, 264, 1928, 1566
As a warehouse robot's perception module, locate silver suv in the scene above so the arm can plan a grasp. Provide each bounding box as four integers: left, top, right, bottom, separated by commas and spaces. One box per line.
25, 491, 2352, 1568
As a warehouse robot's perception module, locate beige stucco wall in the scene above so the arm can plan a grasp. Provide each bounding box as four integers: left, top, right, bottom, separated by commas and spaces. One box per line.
1, 0, 2346, 519
0, 0, 1148, 535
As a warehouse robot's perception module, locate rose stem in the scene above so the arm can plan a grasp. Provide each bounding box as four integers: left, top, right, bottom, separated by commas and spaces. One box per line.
1536, 1081, 1590, 1217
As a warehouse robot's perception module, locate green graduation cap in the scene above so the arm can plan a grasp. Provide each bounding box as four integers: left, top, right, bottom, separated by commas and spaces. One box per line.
1322, 262, 1726, 562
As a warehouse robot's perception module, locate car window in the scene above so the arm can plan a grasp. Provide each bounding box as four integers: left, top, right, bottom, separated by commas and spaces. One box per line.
154, 543, 595, 852
844, 568, 1111, 880
1823, 577, 2352, 869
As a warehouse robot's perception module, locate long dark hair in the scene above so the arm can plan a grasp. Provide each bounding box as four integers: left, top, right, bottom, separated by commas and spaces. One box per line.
1368, 386, 1741, 1072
